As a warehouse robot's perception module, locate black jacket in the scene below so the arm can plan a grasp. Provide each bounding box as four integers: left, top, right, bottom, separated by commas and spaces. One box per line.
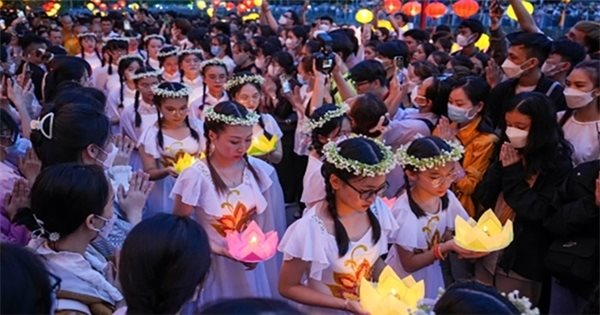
474, 156, 572, 281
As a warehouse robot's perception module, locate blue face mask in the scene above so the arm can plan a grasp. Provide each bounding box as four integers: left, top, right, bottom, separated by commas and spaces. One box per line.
3, 136, 31, 166
210, 46, 221, 57
447, 103, 476, 124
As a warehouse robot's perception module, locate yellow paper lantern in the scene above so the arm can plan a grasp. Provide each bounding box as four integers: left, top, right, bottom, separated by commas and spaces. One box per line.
242, 12, 260, 22
506, 1, 534, 21
355, 8, 374, 25
253, 0, 262, 6
86, 2, 95, 10
377, 19, 394, 32
0, 0, 4, 9
196, 0, 207, 9
172, 153, 199, 174
360, 266, 425, 315
454, 209, 514, 252
128, 3, 140, 10
474, 33, 490, 52
207, 7, 214, 17
247, 134, 278, 156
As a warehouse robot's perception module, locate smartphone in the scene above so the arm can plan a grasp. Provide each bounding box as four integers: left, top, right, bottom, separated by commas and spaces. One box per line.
280, 75, 291, 94
123, 20, 132, 31
394, 56, 404, 69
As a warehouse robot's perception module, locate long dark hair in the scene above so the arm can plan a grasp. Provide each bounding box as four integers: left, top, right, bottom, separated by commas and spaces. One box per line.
310, 104, 347, 156
104, 39, 128, 75
143, 36, 165, 67
434, 281, 520, 314
152, 82, 200, 149
349, 93, 389, 138
79, 34, 103, 63
178, 50, 204, 82
558, 60, 600, 126
15, 163, 110, 239
204, 101, 261, 195
42, 56, 90, 104
504, 92, 573, 176
227, 72, 272, 139
320, 137, 383, 257
451, 76, 494, 134
120, 214, 211, 314
402, 136, 452, 218
117, 56, 143, 110
132, 66, 159, 128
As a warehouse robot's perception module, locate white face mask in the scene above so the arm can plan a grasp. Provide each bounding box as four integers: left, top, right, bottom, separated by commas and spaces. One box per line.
505, 126, 529, 149
564, 87, 596, 109
96, 143, 118, 169
456, 34, 471, 48
318, 24, 331, 32
92, 214, 116, 239
447, 103, 476, 124
541, 61, 561, 77
501, 58, 530, 79
278, 16, 288, 26
410, 84, 424, 108
297, 74, 307, 85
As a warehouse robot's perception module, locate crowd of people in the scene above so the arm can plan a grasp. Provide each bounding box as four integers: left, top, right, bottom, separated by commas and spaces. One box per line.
0, 0, 599, 314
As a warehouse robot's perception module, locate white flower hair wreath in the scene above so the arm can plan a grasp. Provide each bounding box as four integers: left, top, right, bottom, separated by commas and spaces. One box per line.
77, 32, 97, 39
199, 58, 227, 73
144, 34, 165, 43
395, 138, 464, 172
117, 54, 144, 65
157, 46, 180, 58
105, 36, 130, 43
322, 135, 397, 177
178, 48, 204, 57
131, 68, 164, 81
152, 84, 192, 98
204, 107, 260, 126
225, 74, 265, 91
304, 104, 349, 132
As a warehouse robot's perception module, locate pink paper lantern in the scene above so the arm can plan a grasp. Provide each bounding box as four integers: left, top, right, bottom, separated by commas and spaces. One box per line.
226, 220, 278, 263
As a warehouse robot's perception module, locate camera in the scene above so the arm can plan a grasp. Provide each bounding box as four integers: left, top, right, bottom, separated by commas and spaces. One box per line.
312, 33, 336, 74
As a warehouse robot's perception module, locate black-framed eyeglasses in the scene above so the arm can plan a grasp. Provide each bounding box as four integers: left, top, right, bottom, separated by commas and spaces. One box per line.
48, 272, 62, 294
343, 180, 389, 200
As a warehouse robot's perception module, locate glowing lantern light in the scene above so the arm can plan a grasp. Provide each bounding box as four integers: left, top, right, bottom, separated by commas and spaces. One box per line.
377, 20, 394, 32
242, 12, 260, 22
196, 0, 207, 9
384, 0, 402, 14
452, 0, 480, 19
355, 8, 374, 24
111, 3, 119, 10
99, 3, 108, 11
128, 3, 140, 10
0, 1, 4, 9
425, 2, 447, 19
454, 209, 513, 252
506, 0, 534, 21
207, 7, 214, 17
401, 1, 422, 17
92, 0, 101, 5
253, 0, 262, 6
117, 0, 126, 8
86, 2, 95, 10
238, 3, 247, 13
244, 0, 253, 7
226, 1, 235, 10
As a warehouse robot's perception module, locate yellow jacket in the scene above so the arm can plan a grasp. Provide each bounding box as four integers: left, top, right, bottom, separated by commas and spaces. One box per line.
453, 116, 498, 217
63, 30, 80, 56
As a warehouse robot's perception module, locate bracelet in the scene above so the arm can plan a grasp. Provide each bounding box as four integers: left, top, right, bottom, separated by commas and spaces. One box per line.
432, 243, 441, 260
435, 243, 447, 261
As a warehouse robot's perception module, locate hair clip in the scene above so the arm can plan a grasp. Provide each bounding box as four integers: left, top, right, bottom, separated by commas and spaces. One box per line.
30, 112, 54, 140
368, 113, 390, 135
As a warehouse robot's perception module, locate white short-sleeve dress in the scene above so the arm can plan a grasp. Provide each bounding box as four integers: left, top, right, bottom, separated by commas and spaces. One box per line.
120, 99, 158, 171
300, 154, 325, 209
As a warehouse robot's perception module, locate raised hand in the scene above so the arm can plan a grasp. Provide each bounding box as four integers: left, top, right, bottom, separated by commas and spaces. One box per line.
112, 135, 135, 167
117, 171, 153, 225
3, 178, 30, 221
18, 149, 42, 185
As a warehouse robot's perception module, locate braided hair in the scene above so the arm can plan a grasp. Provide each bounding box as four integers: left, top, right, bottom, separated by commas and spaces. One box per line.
227, 72, 272, 139
132, 66, 160, 128
178, 50, 204, 83
104, 39, 128, 75
321, 137, 383, 257
117, 57, 144, 110
203, 101, 261, 195
144, 36, 165, 67
152, 82, 200, 149
198, 60, 228, 113
309, 104, 347, 156
78, 34, 103, 64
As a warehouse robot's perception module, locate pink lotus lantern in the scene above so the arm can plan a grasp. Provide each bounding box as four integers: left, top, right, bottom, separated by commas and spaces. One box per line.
226, 220, 278, 263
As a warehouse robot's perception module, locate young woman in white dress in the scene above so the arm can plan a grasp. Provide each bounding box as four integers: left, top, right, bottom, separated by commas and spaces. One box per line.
139, 82, 204, 219
119, 66, 161, 171
171, 101, 285, 305
194, 58, 230, 119
93, 38, 128, 95
386, 136, 484, 299
300, 104, 351, 209
78, 32, 103, 72
158, 46, 181, 83
278, 136, 398, 314
106, 55, 143, 134
143, 34, 165, 70
178, 49, 205, 110
227, 72, 283, 164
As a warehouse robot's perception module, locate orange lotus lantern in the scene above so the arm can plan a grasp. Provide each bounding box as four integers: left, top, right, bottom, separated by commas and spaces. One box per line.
244, 0, 253, 8
425, 2, 447, 19
384, 0, 402, 14
402, 1, 422, 17
238, 3, 247, 13
453, 0, 480, 19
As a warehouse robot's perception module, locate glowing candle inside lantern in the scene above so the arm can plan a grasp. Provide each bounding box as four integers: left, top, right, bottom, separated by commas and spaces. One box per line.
226, 221, 278, 263
249, 235, 258, 245
483, 225, 489, 236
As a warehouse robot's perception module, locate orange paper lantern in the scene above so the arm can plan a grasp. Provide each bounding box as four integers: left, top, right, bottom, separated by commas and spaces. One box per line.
99, 2, 108, 11
401, 1, 422, 17
384, 0, 402, 14
425, 2, 447, 19
452, 0, 480, 19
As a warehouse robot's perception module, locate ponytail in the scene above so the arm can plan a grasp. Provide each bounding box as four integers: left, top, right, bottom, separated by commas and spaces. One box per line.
156, 109, 164, 149
108, 56, 113, 75
118, 76, 125, 109
133, 91, 141, 127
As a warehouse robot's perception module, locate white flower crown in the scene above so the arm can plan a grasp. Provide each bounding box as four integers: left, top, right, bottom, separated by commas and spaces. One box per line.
322, 135, 397, 177
125, 34, 142, 40
396, 138, 464, 172
178, 48, 204, 57
77, 32, 97, 39
225, 74, 265, 91
152, 84, 192, 98
204, 107, 260, 126
199, 58, 227, 73
117, 54, 144, 65
131, 68, 163, 81
157, 46, 180, 58
305, 104, 349, 132
144, 34, 165, 43
105, 36, 129, 43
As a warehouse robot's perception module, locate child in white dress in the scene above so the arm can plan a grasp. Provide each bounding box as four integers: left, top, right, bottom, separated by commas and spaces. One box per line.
178, 49, 205, 111
171, 101, 285, 305
194, 58, 230, 119
300, 104, 351, 209
106, 55, 144, 134
158, 46, 181, 83
93, 38, 128, 95
279, 136, 399, 314
227, 73, 283, 164
139, 82, 205, 219
143, 35, 165, 70
386, 136, 484, 299
119, 66, 161, 171
78, 33, 103, 72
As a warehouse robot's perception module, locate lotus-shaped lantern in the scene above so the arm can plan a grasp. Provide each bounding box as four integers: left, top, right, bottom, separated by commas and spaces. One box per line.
172, 153, 199, 174
454, 209, 514, 252
359, 266, 425, 315
247, 134, 278, 156
226, 220, 278, 263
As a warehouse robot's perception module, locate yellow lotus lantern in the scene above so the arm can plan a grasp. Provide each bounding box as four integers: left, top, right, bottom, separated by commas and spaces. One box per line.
242, 12, 260, 22
86, 2, 95, 10
197, 0, 207, 10
377, 20, 394, 32
506, 1, 534, 21
207, 7, 214, 17
355, 8, 374, 25
172, 153, 199, 174
454, 209, 514, 252
247, 134, 278, 156
475, 33, 490, 52
360, 266, 425, 315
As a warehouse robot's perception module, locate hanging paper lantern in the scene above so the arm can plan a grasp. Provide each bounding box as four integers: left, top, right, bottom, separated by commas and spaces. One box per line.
475, 33, 490, 51
253, 0, 262, 6
452, 0, 480, 19
244, 0, 253, 8
425, 2, 447, 19
99, 3, 108, 11
377, 20, 394, 32
196, 0, 207, 9
401, 1, 422, 17
92, 0, 101, 5
384, 0, 402, 14
243, 12, 260, 22
226, 1, 235, 10
238, 3, 247, 12
506, 1, 534, 21
86, 2, 95, 10
117, 0, 126, 8
207, 7, 214, 17
128, 3, 140, 10
355, 8, 374, 24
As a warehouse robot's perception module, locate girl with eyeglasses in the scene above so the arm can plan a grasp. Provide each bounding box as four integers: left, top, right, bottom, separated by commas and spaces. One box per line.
386, 136, 485, 299
279, 136, 398, 314
139, 82, 204, 218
